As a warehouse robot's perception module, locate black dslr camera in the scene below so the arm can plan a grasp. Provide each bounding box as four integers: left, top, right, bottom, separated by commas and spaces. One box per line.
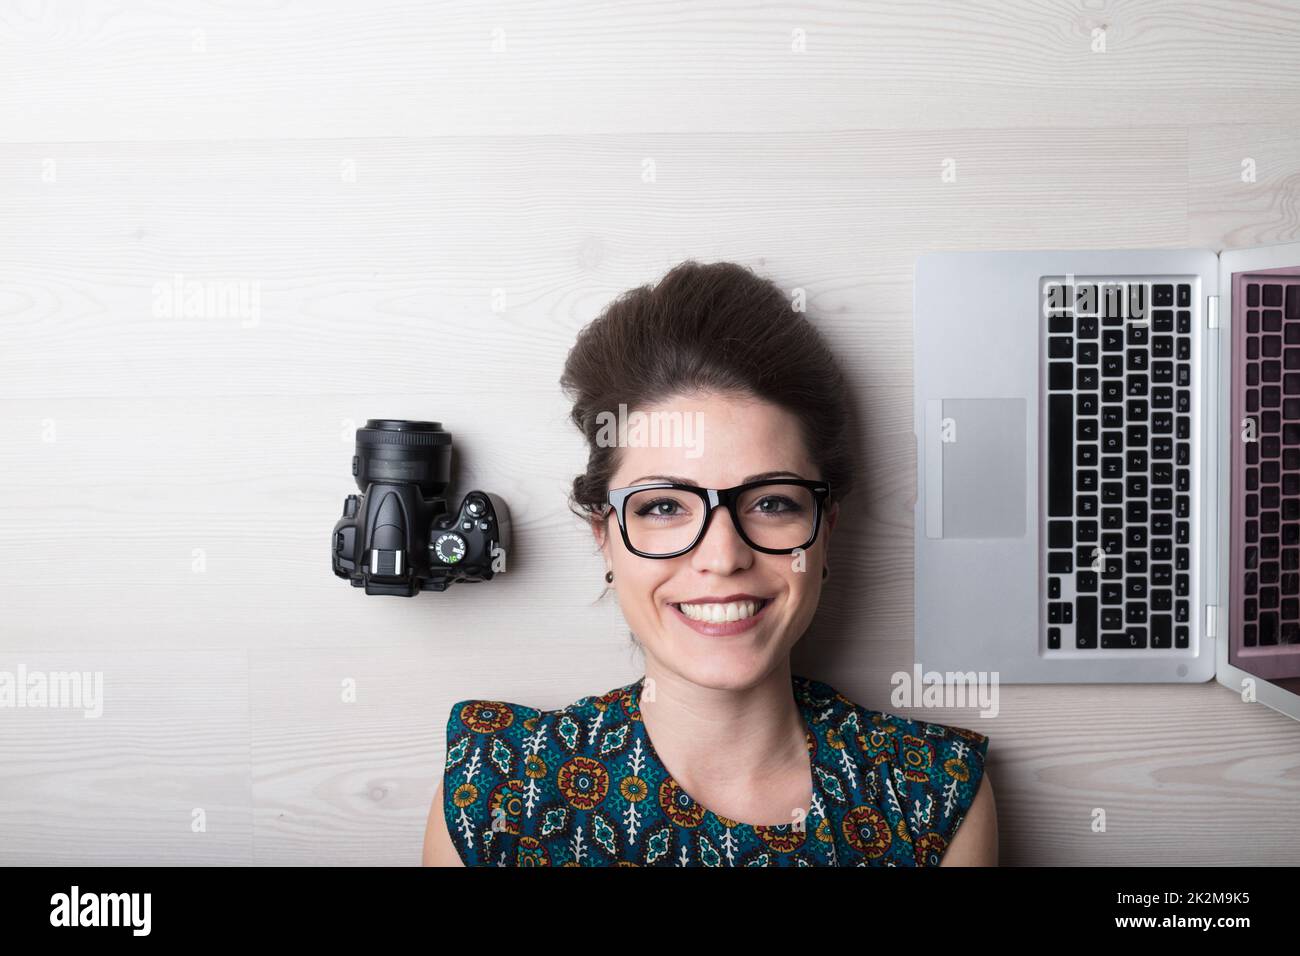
331, 419, 510, 596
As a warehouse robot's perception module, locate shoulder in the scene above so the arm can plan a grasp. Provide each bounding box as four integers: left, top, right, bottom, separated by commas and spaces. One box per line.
798, 674, 989, 767
864, 708, 990, 865
797, 676, 991, 866
440, 682, 635, 866
441, 696, 542, 866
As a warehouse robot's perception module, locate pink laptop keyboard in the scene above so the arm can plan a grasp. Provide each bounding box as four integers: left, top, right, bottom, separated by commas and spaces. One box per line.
1230, 268, 1300, 680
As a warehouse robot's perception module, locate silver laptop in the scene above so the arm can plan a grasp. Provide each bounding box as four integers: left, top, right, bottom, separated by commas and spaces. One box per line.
913, 243, 1300, 724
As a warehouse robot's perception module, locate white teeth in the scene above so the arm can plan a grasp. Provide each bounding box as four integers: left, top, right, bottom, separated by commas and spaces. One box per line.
676, 600, 765, 623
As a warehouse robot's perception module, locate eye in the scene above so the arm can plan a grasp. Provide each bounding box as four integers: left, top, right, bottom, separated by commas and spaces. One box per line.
752, 495, 803, 515
634, 497, 687, 518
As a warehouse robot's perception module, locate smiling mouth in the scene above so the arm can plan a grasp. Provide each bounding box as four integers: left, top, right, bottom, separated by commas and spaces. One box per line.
669, 598, 772, 624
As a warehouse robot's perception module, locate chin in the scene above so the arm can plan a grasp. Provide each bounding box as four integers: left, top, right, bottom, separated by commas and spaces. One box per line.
650, 642, 788, 693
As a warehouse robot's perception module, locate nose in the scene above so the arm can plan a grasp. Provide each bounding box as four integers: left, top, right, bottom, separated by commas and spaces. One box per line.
689, 505, 753, 574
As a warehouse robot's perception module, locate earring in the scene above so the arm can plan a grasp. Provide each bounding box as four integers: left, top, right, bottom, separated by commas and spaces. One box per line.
821, 567, 829, 580
605, 570, 614, 583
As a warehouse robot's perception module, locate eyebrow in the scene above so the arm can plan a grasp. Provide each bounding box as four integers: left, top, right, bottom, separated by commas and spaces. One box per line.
625, 470, 806, 485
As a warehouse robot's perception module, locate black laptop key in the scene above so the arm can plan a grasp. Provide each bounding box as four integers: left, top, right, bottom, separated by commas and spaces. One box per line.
1152, 615, 1172, 648
1049, 336, 1074, 359
1129, 282, 1146, 318
1049, 394, 1073, 516
1101, 627, 1147, 649
1076, 596, 1097, 649
1260, 612, 1278, 645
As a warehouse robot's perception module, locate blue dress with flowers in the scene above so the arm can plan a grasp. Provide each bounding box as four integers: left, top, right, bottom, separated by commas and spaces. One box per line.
442, 673, 989, 866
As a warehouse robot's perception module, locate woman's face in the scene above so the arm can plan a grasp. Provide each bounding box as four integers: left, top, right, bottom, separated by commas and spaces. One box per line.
593, 391, 839, 691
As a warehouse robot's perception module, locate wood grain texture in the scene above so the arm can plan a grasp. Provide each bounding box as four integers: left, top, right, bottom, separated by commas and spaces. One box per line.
2, 0, 1300, 139
1, 1, 1299, 866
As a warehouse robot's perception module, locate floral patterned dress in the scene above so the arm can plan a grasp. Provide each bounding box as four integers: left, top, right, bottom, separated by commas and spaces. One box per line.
442, 673, 989, 866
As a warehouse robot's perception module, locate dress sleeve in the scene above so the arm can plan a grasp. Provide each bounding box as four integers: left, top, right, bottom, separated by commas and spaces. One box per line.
442, 698, 529, 867
891, 720, 990, 866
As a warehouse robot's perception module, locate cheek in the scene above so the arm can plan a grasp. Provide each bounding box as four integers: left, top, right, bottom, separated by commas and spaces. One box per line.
779, 566, 823, 617
610, 554, 670, 608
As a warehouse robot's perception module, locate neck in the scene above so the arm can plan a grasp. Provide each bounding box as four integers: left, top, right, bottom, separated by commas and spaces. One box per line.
635, 659, 811, 802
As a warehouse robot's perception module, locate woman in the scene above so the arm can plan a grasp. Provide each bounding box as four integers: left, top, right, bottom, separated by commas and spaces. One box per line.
423, 260, 997, 866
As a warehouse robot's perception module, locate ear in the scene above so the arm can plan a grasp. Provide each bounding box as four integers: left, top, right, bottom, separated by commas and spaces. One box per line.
591, 512, 609, 551
826, 500, 840, 535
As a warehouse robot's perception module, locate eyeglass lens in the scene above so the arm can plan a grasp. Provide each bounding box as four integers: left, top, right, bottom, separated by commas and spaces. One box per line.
622, 484, 816, 555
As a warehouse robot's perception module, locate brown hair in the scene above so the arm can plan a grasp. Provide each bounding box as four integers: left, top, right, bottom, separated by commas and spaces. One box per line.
560, 260, 857, 525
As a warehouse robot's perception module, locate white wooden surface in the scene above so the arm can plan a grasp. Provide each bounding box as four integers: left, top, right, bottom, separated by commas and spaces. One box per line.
2, 0, 1299, 865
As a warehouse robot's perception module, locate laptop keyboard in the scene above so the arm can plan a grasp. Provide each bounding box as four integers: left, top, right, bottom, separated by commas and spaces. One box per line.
1041, 277, 1196, 652
1232, 274, 1300, 660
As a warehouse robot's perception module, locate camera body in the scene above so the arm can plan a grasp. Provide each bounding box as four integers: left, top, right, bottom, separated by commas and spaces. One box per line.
331, 420, 510, 596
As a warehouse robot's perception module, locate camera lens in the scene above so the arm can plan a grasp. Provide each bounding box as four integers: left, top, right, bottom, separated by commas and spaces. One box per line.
353, 419, 452, 496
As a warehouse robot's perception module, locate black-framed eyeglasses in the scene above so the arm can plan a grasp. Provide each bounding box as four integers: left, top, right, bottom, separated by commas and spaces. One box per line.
604, 478, 830, 559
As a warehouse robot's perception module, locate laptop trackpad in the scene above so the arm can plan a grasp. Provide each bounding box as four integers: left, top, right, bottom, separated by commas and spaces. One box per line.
928, 398, 1026, 538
